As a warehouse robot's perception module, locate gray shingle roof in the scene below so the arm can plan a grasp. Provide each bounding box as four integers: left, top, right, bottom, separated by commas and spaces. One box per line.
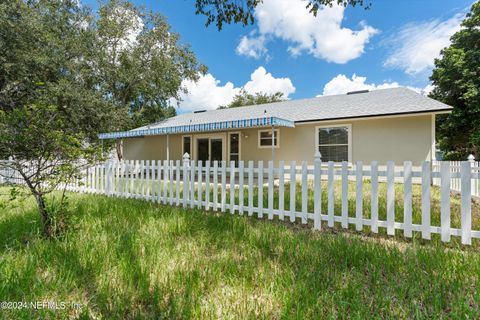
134, 87, 452, 131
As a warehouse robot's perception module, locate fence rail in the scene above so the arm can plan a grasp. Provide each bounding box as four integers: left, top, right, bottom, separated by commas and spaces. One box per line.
1, 156, 480, 245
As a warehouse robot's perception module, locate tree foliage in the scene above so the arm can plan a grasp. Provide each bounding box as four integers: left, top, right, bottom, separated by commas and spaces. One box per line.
0, 0, 108, 237
194, 0, 370, 29
430, 2, 480, 159
0, 0, 204, 237
95, 0, 206, 131
219, 90, 285, 109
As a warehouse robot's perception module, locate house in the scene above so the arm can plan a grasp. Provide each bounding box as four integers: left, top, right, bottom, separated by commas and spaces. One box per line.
99, 88, 452, 165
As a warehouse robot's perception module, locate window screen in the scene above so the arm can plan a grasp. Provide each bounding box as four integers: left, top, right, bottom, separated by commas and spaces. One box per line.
317, 127, 349, 162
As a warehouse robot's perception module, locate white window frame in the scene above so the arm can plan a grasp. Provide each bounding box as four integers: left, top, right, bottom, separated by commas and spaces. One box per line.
182, 135, 192, 156
228, 131, 241, 162
258, 129, 280, 149
315, 124, 352, 163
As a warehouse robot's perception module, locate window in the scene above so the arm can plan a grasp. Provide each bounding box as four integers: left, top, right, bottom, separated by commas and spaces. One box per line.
258, 129, 279, 148
229, 133, 240, 165
182, 136, 191, 156
316, 125, 350, 162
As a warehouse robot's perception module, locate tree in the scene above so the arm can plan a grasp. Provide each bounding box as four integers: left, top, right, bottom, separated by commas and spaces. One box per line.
0, 0, 108, 237
430, 2, 480, 160
219, 90, 285, 109
94, 0, 206, 159
194, 0, 370, 29
0, 0, 205, 237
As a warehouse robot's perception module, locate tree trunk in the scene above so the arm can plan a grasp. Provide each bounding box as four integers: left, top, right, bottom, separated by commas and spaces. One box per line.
35, 193, 53, 238
116, 139, 123, 161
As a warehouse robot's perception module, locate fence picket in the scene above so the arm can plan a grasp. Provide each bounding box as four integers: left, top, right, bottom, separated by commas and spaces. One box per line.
371, 161, 378, 233
289, 161, 296, 223
190, 161, 195, 208
441, 161, 451, 242
183, 159, 188, 207
145, 160, 150, 199
301, 161, 308, 224
239, 161, 244, 215
169, 160, 174, 206
150, 161, 155, 201
230, 161, 235, 214
313, 157, 321, 230
404, 161, 412, 238
387, 161, 395, 236
205, 161, 210, 210
248, 161, 253, 216
221, 161, 226, 212
140, 160, 144, 199
197, 161, 203, 209
258, 161, 264, 219
176, 160, 180, 206
355, 161, 363, 231
461, 161, 472, 245
162, 160, 167, 205
268, 161, 274, 220
421, 161, 431, 240
133, 160, 138, 198
279, 161, 285, 221
213, 161, 218, 211
328, 161, 334, 228
341, 161, 348, 229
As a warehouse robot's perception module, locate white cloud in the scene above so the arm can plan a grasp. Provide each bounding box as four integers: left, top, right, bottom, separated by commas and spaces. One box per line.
236, 34, 268, 59
174, 74, 240, 112
384, 13, 464, 74
321, 74, 400, 96
244, 67, 295, 96
175, 67, 296, 112
236, 0, 378, 63
320, 74, 433, 96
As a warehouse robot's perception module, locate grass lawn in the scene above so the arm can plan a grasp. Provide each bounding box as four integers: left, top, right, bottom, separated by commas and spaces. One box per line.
0, 186, 479, 319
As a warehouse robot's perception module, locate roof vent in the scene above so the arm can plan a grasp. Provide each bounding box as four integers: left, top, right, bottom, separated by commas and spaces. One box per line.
194, 110, 207, 113
347, 89, 369, 95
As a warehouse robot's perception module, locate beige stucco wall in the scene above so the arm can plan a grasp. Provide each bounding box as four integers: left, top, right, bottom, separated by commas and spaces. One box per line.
123, 114, 434, 166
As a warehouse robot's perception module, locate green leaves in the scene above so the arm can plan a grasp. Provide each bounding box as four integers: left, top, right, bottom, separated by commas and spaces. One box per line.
95, 0, 206, 130
219, 89, 285, 109
430, 2, 480, 159
194, 0, 369, 30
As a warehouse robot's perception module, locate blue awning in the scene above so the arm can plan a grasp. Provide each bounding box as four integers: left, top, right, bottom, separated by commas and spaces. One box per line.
98, 116, 295, 140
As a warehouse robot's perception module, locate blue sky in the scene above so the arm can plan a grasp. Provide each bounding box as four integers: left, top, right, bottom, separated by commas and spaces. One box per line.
83, 0, 472, 112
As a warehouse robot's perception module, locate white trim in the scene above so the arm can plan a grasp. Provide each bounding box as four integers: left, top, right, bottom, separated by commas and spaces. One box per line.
431, 114, 436, 161
228, 131, 241, 162
296, 111, 451, 126
258, 129, 280, 149
315, 124, 352, 163
182, 135, 192, 156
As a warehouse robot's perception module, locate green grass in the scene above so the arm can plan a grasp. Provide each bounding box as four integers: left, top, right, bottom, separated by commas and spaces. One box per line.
0, 186, 479, 319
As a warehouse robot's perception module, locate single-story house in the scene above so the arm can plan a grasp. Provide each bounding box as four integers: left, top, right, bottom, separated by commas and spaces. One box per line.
99, 88, 452, 165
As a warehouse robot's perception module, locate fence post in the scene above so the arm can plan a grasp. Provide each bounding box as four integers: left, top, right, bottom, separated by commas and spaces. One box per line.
313, 151, 321, 230
468, 154, 475, 197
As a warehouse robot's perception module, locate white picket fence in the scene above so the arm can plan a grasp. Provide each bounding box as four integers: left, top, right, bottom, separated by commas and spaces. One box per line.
1, 155, 480, 245
433, 156, 480, 198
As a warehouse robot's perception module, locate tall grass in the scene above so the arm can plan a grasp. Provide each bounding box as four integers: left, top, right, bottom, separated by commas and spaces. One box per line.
0, 186, 479, 318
